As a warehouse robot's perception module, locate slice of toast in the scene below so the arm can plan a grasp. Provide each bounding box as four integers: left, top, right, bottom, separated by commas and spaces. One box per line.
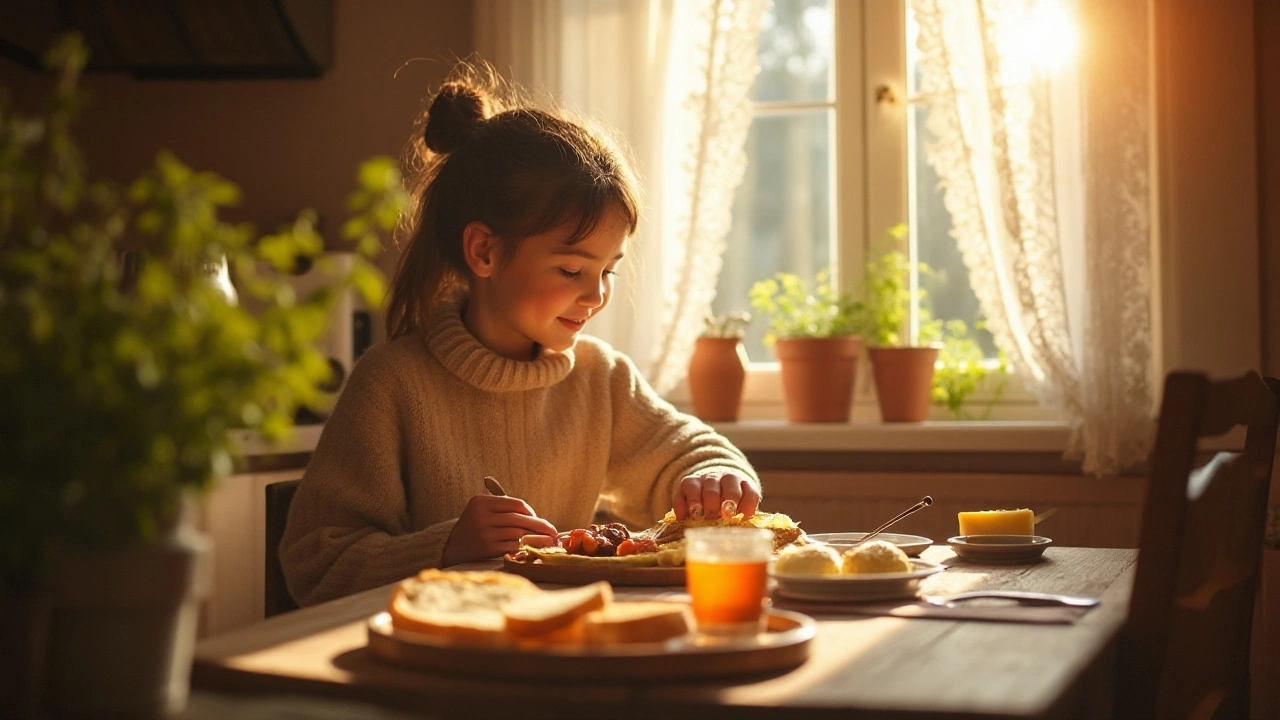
501, 581, 612, 638
582, 601, 693, 644
388, 569, 540, 645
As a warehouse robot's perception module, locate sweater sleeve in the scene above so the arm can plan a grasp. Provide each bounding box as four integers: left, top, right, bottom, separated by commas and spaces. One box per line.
279, 348, 455, 607
600, 351, 760, 530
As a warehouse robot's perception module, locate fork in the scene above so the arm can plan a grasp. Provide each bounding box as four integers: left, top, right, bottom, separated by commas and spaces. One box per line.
922, 590, 1099, 608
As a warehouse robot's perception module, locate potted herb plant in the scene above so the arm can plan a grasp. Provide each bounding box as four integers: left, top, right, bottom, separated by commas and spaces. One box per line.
0, 36, 400, 718
749, 268, 864, 422
687, 311, 751, 422
863, 224, 940, 422
922, 318, 1009, 419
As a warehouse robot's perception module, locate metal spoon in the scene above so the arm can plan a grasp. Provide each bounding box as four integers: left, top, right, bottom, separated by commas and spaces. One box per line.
856, 496, 933, 545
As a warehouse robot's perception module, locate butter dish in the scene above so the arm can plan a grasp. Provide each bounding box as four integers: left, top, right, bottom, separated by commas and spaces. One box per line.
947, 535, 1053, 563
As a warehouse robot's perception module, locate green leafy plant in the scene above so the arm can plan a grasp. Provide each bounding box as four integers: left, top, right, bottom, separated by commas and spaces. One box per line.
748, 267, 864, 344
862, 223, 1010, 419
920, 319, 1009, 419
862, 223, 922, 347
701, 311, 750, 339
0, 35, 406, 592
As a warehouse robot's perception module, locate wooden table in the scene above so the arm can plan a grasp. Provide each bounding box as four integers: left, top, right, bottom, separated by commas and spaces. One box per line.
190, 546, 1136, 719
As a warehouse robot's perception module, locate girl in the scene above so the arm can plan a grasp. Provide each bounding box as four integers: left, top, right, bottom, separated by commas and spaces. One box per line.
280, 62, 760, 606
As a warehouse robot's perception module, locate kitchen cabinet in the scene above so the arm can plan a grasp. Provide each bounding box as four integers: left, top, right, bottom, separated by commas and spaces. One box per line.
196, 469, 304, 639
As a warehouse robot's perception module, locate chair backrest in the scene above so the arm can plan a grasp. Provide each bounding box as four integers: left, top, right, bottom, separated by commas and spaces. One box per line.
1117, 371, 1280, 719
264, 479, 302, 618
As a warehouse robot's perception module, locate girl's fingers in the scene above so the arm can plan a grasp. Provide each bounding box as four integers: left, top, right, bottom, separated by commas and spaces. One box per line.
737, 481, 762, 518
472, 495, 557, 536
673, 473, 761, 520
497, 512, 558, 538
520, 533, 558, 548
491, 538, 522, 557
700, 475, 723, 519
719, 474, 745, 517
672, 475, 702, 520
489, 525, 535, 543
479, 495, 537, 516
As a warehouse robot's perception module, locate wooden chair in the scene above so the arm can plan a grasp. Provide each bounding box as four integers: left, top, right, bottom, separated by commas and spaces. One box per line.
264, 479, 302, 618
1117, 370, 1280, 719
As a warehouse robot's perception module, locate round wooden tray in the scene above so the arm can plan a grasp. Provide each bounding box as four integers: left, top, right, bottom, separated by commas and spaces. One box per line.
366, 608, 815, 681
502, 553, 686, 586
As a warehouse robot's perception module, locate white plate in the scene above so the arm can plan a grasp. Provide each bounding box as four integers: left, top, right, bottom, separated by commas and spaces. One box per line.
771, 559, 944, 602
806, 532, 933, 557
947, 535, 1053, 563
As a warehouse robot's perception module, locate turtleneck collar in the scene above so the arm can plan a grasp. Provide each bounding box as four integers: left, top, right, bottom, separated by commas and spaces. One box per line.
422, 299, 575, 392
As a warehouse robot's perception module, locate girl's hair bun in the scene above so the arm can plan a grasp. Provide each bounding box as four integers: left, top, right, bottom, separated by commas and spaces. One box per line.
424, 82, 490, 155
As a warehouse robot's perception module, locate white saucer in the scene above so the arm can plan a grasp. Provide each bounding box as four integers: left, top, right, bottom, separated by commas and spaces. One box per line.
947, 535, 1053, 563
771, 559, 944, 602
806, 532, 933, 557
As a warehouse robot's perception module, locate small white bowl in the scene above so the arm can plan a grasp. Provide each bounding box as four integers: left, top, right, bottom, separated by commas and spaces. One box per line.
947, 535, 1053, 563
806, 532, 933, 557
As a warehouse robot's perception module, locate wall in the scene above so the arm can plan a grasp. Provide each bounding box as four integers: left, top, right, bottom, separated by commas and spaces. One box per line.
1257, 3, 1280, 717
0, 0, 475, 346
1262, 1, 1280, 380
1155, 0, 1262, 379
761, 471, 1144, 549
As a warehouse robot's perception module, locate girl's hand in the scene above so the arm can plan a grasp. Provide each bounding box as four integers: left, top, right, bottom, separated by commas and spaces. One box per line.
672, 472, 761, 521
441, 495, 558, 566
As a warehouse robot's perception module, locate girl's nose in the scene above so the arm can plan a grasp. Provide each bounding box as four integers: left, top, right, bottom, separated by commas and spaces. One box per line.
579, 278, 606, 308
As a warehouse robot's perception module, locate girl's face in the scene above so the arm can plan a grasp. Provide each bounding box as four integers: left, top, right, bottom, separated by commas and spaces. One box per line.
463, 208, 630, 360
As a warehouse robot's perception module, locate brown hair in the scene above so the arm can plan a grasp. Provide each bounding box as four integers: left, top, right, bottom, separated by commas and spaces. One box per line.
386, 60, 642, 339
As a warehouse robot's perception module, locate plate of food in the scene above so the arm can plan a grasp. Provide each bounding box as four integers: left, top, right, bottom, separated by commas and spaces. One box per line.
947, 535, 1053, 563
805, 532, 933, 557
770, 540, 944, 602
368, 568, 815, 680
504, 510, 807, 586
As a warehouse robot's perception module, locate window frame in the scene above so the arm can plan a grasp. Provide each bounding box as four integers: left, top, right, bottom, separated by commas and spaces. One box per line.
674, 0, 1050, 421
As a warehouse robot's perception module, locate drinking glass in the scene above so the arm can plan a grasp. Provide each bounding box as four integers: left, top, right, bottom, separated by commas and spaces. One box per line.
684, 527, 774, 637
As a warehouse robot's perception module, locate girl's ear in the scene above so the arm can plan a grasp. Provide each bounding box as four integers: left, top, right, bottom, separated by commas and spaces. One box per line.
461, 221, 499, 278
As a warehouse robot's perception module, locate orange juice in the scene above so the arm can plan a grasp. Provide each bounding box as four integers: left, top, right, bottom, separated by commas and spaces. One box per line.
686, 559, 769, 624
684, 526, 774, 636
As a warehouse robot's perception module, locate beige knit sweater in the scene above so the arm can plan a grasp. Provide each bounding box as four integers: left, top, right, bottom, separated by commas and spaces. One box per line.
279, 300, 759, 606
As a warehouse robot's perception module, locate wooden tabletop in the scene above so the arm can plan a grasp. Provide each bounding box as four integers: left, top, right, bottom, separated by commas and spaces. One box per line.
191, 546, 1136, 720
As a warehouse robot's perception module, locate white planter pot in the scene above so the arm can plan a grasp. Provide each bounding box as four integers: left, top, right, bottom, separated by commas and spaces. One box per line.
43, 523, 211, 719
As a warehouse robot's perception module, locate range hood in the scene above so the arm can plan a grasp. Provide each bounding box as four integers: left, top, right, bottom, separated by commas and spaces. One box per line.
0, 0, 333, 79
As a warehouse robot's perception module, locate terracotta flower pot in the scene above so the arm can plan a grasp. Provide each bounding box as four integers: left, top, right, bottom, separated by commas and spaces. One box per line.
688, 337, 749, 422
42, 523, 212, 719
774, 336, 862, 422
0, 591, 51, 718
868, 345, 939, 422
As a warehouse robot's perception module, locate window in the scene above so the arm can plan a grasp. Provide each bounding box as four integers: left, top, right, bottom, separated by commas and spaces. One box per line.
712, 0, 835, 364
711, 0, 1002, 365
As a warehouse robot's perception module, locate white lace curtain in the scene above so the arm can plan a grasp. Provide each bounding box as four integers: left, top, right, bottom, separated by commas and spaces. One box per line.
475, 0, 766, 394
911, 0, 1156, 476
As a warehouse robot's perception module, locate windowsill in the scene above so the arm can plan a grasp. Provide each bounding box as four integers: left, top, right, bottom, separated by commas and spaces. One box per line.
709, 419, 1073, 453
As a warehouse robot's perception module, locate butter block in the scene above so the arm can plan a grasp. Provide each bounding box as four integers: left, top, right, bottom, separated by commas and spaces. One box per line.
958, 508, 1035, 536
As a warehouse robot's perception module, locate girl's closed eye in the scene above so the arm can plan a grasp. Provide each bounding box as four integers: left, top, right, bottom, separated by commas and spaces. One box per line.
559, 268, 619, 280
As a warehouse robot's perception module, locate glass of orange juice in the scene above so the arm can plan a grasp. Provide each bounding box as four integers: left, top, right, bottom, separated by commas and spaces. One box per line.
684, 527, 774, 637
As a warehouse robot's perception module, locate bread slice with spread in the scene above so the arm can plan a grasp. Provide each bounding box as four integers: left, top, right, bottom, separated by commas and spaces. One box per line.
388, 569, 540, 645
387, 570, 694, 647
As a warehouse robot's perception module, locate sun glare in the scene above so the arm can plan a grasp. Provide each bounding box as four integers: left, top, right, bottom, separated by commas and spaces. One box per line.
1004, 0, 1080, 79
